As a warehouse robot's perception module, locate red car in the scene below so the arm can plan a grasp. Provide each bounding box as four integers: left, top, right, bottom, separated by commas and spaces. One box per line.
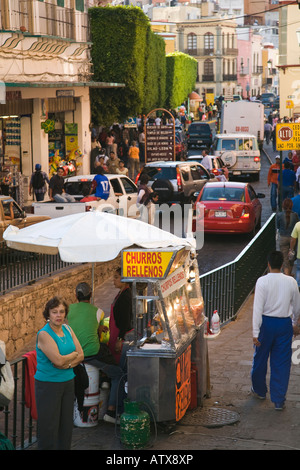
192, 181, 264, 235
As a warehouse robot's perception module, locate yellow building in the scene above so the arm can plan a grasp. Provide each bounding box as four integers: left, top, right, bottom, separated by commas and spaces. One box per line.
177, 18, 238, 99
278, 1, 300, 118
150, 21, 176, 54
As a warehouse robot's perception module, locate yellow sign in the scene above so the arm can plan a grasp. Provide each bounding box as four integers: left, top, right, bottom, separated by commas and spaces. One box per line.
122, 250, 174, 279
276, 123, 300, 150
206, 93, 214, 107
286, 100, 294, 109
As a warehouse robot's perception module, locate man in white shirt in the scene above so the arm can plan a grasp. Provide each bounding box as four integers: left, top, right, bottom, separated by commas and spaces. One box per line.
201, 149, 212, 171
251, 251, 300, 410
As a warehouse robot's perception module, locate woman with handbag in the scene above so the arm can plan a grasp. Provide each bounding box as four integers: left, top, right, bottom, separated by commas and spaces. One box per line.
34, 297, 84, 450
276, 198, 299, 275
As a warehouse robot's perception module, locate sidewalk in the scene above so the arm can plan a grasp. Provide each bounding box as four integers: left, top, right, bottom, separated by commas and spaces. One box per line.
46, 279, 300, 451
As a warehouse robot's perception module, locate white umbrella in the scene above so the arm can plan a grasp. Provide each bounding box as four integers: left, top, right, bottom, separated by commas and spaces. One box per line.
3, 211, 194, 261
3, 211, 195, 299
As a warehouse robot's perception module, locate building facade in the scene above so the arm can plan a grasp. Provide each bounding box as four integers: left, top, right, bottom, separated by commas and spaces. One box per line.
0, 0, 123, 203
178, 18, 238, 99
278, 1, 300, 118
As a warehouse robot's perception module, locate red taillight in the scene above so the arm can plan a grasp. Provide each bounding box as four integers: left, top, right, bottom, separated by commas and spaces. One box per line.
135, 172, 141, 185
176, 167, 182, 191
254, 157, 260, 162
241, 207, 250, 218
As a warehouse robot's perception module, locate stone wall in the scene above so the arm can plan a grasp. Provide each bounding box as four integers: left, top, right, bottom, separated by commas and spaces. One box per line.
0, 258, 120, 359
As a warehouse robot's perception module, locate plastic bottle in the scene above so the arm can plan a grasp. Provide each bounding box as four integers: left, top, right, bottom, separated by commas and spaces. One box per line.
211, 310, 220, 334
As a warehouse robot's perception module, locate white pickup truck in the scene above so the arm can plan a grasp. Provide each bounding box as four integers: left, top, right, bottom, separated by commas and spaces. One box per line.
31, 174, 139, 219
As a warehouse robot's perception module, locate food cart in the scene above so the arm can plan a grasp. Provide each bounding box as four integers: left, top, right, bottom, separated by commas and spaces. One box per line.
122, 245, 209, 423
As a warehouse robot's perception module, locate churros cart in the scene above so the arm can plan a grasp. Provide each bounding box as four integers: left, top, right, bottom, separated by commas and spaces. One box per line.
122, 245, 209, 423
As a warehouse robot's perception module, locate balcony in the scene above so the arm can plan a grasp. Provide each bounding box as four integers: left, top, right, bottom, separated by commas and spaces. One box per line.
252, 66, 263, 75
0, 0, 90, 42
202, 74, 215, 82
239, 67, 250, 76
223, 48, 238, 56
223, 74, 237, 81
184, 49, 200, 56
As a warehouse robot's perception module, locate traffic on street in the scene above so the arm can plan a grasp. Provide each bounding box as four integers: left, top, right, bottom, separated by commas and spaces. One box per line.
2, 0, 300, 452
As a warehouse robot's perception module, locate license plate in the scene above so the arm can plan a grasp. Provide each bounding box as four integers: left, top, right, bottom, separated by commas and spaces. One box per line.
233, 171, 241, 175
215, 211, 226, 217
197, 140, 203, 143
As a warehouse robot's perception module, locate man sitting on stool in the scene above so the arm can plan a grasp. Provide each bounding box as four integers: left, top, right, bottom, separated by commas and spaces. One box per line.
68, 282, 126, 424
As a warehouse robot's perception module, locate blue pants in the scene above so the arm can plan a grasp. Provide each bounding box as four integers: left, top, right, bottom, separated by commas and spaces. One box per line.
251, 316, 293, 404
296, 259, 300, 287
270, 183, 278, 211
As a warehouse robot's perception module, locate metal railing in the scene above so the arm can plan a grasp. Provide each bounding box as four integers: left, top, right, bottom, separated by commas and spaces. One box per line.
0, 358, 37, 450
200, 213, 276, 325
0, 214, 276, 449
0, 245, 72, 295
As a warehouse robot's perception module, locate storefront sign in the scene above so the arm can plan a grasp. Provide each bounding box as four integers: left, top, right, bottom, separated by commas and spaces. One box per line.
175, 345, 191, 421
276, 123, 300, 150
122, 250, 174, 279
56, 90, 74, 97
159, 267, 186, 298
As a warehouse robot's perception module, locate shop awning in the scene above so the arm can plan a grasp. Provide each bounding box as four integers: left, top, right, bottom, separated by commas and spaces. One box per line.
4, 81, 125, 89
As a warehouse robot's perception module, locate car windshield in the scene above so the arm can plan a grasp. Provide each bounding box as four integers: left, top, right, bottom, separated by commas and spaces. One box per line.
201, 187, 245, 202
142, 167, 177, 180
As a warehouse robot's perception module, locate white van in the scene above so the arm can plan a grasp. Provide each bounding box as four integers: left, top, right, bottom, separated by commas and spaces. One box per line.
211, 133, 261, 181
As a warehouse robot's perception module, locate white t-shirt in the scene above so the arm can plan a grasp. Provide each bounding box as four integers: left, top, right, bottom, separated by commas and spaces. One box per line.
201, 155, 212, 171
253, 272, 300, 337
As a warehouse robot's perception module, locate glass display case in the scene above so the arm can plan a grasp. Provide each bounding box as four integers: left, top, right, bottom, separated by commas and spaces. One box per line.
122, 246, 209, 422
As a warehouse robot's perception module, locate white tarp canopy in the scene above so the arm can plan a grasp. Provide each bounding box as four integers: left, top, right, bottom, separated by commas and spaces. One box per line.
3, 211, 195, 263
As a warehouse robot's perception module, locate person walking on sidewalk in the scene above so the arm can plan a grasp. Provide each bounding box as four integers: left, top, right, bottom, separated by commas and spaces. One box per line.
29, 164, 50, 201
251, 250, 300, 410
267, 155, 281, 211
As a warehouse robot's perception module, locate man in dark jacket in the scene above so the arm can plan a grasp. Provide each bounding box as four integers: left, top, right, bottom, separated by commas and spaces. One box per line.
29, 164, 50, 201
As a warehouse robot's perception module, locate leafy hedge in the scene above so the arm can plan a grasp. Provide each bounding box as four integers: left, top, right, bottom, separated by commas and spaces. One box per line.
166, 52, 198, 109
89, 6, 197, 125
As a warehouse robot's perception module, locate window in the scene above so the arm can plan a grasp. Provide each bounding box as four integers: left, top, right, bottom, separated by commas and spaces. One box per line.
121, 178, 136, 194
110, 179, 123, 195
187, 33, 197, 51
2, 200, 23, 219
217, 139, 236, 151
190, 165, 209, 181
204, 32, 214, 51
204, 59, 213, 75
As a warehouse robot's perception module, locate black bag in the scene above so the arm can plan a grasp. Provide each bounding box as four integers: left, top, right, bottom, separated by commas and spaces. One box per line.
32, 170, 44, 190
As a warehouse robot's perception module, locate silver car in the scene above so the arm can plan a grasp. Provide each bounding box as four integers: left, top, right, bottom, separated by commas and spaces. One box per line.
138, 161, 218, 205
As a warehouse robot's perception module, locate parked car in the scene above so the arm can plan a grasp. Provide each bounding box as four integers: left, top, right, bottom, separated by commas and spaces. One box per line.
136, 161, 218, 205
186, 122, 214, 149
192, 181, 265, 235
32, 174, 139, 219
1, 195, 50, 244
187, 155, 229, 180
